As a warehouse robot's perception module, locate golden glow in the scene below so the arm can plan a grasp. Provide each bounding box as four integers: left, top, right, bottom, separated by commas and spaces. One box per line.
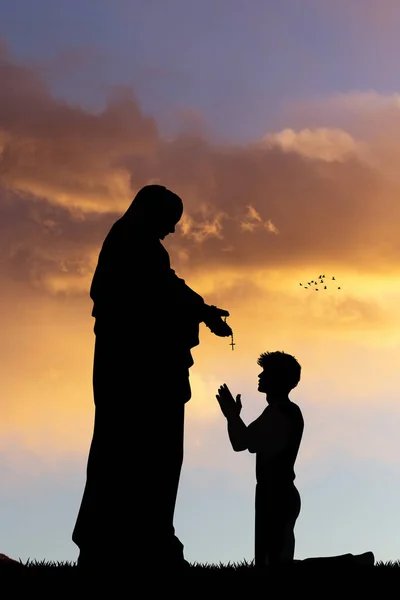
2, 51, 400, 471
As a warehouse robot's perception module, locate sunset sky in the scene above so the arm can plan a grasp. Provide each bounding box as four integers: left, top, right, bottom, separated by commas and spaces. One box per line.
2, 0, 400, 565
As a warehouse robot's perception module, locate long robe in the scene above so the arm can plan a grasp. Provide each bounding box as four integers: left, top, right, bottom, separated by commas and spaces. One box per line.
72, 218, 205, 567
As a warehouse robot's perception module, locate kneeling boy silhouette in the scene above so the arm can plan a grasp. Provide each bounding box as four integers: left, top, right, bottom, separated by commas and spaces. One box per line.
216, 350, 375, 569
216, 350, 303, 568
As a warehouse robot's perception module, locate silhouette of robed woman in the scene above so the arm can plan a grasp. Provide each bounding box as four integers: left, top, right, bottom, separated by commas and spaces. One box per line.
72, 185, 231, 571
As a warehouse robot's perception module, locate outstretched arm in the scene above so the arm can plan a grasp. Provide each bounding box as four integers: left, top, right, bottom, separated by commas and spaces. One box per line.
91, 234, 231, 338
159, 261, 230, 327
165, 268, 232, 336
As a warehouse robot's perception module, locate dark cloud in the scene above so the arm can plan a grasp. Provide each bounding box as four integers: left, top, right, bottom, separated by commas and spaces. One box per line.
1, 42, 400, 296
0, 186, 114, 291
139, 138, 385, 273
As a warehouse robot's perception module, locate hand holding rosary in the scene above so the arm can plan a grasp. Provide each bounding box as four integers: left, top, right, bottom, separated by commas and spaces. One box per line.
224, 316, 235, 350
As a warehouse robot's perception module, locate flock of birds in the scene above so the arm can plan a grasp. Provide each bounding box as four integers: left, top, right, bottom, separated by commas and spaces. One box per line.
225, 273, 341, 352
298, 274, 341, 291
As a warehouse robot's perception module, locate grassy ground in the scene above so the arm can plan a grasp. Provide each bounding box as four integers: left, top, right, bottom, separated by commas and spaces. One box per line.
1, 558, 400, 594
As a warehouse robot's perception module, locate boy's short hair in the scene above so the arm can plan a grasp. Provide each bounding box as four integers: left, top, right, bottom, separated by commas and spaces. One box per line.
257, 351, 301, 391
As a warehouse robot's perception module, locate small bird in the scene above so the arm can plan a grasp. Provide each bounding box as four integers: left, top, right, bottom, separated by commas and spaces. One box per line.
332, 276, 335, 280
324, 286, 327, 289
338, 287, 341, 290
305, 286, 308, 289
315, 288, 319, 291
299, 283, 302, 286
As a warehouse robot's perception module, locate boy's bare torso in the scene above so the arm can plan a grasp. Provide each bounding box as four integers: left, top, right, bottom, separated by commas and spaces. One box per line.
247, 401, 304, 486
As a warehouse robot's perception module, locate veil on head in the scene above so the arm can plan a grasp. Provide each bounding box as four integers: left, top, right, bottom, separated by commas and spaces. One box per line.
122, 185, 183, 230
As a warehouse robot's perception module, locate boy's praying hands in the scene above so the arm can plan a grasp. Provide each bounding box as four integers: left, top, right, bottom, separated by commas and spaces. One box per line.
216, 384, 249, 452
216, 384, 242, 418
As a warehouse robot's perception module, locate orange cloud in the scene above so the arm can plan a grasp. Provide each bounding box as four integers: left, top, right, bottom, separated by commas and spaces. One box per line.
263, 128, 367, 163
2, 42, 400, 297
2, 45, 400, 472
